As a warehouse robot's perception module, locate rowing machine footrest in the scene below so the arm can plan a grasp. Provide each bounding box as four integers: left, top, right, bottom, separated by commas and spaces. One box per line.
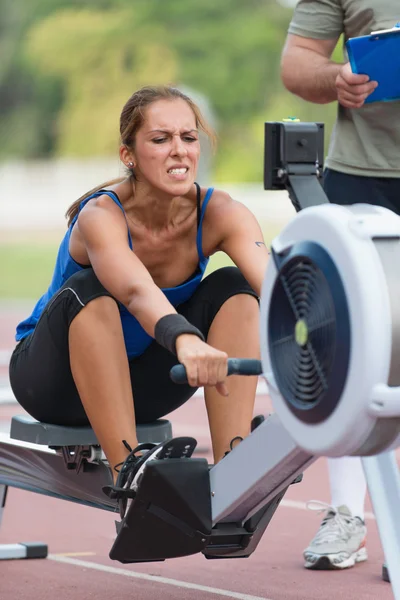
203, 473, 303, 559
10, 415, 172, 446
109, 458, 212, 563
203, 486, 287, 559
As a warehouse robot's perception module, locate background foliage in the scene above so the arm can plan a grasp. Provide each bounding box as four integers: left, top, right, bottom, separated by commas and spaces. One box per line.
0, 0, 342, 182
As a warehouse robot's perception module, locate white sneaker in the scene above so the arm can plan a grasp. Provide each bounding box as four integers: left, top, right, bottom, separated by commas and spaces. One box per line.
303, 501, 367, 570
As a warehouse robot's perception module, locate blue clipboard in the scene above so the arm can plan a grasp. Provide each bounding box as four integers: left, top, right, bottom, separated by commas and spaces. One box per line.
346, 26, 400, 104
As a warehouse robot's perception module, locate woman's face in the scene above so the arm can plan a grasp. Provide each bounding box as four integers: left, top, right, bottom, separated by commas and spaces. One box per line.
132, 98, 201, 196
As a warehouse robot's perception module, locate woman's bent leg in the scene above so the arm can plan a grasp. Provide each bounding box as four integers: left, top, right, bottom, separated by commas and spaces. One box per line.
69, 296, 139, 479
123, 267, 260, 465
177, 267, 260, 464
9, 269, 139, 482
205, 293, 259, 462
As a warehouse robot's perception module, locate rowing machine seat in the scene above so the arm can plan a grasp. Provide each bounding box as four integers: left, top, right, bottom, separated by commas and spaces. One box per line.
9, 415, 173, 447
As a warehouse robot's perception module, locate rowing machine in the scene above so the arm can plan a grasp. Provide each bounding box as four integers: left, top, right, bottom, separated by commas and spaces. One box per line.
0, 417, 173, 559
0, 121, 399, 599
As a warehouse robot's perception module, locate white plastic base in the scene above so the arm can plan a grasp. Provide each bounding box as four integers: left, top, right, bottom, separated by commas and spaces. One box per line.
0, 543, 47, 560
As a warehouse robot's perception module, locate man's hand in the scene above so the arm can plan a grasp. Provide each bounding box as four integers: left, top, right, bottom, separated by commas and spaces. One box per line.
336, 63, 378, 108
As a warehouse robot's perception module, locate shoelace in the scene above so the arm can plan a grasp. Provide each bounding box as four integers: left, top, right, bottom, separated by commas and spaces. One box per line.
223, 436, 244, 457
306, 500, 354, 544
114, 440, 135, 475
103, 440, 159, 506
114, 440, 158, 485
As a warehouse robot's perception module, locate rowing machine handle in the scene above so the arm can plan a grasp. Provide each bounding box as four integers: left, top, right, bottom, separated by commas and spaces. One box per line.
170, 358, 263, 384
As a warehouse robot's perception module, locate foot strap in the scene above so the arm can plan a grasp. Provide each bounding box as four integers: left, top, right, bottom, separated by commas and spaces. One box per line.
103, 437, 197, 501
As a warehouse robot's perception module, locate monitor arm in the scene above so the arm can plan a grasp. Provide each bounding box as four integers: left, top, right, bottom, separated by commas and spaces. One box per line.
264, 121, 328, 212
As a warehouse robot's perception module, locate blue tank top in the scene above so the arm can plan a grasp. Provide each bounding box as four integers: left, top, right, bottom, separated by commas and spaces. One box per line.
16, 187, 213, 357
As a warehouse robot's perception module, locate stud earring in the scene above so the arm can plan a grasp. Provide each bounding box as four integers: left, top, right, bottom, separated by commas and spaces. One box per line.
128, 162, 134, 168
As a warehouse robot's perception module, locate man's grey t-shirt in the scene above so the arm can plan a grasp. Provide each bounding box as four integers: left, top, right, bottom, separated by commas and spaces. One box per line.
288, 0, 400, 177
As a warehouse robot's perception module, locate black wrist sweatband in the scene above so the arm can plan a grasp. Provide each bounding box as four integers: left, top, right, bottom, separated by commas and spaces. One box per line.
154, 314, 205, 355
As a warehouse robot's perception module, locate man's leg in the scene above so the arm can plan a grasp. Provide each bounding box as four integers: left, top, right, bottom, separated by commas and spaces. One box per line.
303, 456, 368, 570
328, 457, 367, 520
303, 169, 375, 570
315, 170, 400, 574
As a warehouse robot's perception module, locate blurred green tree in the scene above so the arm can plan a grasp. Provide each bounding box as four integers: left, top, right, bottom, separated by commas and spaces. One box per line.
1, 0, 340, 181
25, 8, 178, 156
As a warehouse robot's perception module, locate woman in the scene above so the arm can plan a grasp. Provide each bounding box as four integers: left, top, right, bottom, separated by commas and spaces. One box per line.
9, 85, 269, 514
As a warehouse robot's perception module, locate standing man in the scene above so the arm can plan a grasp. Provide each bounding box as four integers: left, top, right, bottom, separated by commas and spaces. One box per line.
281, 0, 400, 571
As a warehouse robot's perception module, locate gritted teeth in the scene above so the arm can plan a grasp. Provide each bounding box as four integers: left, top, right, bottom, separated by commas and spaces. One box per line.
168, 167, 188, 175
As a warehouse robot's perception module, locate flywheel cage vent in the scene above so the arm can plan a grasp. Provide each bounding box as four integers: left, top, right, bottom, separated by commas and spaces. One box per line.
268, 255, 338, 408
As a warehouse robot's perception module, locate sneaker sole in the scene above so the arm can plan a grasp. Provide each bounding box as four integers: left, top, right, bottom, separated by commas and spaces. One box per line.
304, 546, 368, 570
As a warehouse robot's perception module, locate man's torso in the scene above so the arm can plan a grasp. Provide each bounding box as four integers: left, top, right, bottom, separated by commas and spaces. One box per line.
289, 0, 400, 177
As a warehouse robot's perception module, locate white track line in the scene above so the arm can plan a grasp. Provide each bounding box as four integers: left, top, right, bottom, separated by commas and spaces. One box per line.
48, 555, 272, 600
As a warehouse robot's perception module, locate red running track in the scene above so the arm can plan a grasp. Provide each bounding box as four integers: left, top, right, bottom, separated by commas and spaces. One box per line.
0, 308, 397, 600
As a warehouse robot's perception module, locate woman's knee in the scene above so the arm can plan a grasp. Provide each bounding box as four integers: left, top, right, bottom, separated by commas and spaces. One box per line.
207, 266, 250, 291
62, 267, 111, 300
214, 293, 259, 338
73, 295, 119, 328
207, 267, 259, 309
201, 268, 258, 337
223, 291, 259, 313
207, 290, 259, 348
61, 268, 117, 323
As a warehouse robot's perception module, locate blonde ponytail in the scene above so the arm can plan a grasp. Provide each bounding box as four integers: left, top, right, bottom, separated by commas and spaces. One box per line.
65, 177, 125, 227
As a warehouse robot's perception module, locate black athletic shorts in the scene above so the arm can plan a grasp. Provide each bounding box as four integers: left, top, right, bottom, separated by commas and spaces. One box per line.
324, 168, 400, 216
9, 266, 258, 426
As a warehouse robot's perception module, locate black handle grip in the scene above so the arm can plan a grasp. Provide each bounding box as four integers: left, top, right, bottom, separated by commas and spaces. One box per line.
170, 358, 263, 385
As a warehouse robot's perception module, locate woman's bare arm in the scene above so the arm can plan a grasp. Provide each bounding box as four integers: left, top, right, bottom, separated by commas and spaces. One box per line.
207, 194, 270, 296
77, 195, 229, 391
77, 196, 179, 337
